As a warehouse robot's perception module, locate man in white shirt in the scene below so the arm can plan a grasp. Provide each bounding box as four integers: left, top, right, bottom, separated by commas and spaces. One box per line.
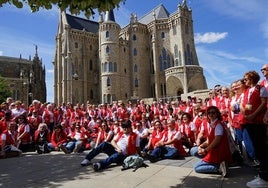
80, 120, 140, 171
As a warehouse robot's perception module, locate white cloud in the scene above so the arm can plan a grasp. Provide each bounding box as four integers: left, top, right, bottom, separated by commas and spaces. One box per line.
195, 32, 228, 44
196, 46, 264, 89
202, 0, 268, 20
0, 51, 3, 56
261, 19, 268, 39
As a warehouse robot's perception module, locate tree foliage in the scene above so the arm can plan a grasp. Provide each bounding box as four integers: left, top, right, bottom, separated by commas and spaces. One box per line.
0, 0, 126, 18
0, 75, 12, 103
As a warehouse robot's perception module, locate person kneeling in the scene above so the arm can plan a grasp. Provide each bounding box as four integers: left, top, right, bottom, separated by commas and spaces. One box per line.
193, 106, 232, 177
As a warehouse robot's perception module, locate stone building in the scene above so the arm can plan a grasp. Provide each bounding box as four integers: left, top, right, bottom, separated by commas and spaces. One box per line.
0, 46, 46, 105
54, 0, 207, 105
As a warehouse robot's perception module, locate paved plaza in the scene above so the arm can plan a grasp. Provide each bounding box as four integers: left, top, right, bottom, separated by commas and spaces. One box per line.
0, 151, 258, 188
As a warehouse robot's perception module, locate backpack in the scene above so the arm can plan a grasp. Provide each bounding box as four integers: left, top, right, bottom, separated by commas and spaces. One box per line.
121, 155, 148, 172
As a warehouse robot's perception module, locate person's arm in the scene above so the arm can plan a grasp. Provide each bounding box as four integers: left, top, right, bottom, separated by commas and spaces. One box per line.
145, 135, 152, 149
94, 132, 101, 148
111, 139, 122, 153
246, 97, 267, 121
163, 131, 181, 146
105, 131, 114, 142
17, 124, 30, 141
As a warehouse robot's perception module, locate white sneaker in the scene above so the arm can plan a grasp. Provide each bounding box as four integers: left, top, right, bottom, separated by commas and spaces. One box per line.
247, 176, 268, 188
219, 161, 227, 177
80, 159, 90, 166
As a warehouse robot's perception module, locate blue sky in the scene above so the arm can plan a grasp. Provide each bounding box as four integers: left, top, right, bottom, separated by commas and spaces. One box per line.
1, 0, 268, 103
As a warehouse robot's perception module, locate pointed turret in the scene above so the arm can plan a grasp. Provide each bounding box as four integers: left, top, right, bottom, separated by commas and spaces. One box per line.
104, 9, 115, 22
182, 0, 187, 8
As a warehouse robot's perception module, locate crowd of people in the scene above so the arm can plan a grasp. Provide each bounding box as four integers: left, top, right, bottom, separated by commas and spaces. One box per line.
1, 64, 268, 188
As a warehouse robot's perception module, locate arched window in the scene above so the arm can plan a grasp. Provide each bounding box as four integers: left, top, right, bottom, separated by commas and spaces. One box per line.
175, 59, 179, 66
90, 45, 92, 51
162, 48, 167, 60
133, 34, 137, 41
187, 44, 191, 65
107, 77, 111, 87
133, 48, 137, 56
174, 45, 178, 58
107, 94, 111, 104
103, 94, 106, 104
163, 61, 167, 70
114, 62, 117, 72
173, 25, 176, 35
109, 62, 113, 72
134, 64, 138, 72
75, 42, 78, 48
104, 62, 108, 72
90, 89, 93, 99
161, 32, 165, 38
167, 55, 171, 68
71, 63, 75, 75
159, 55, 163, 71
185, 22, 189, 34
135, 78, 138, 87
106, 31, 109, 38
106, 46, 110, 53
89, 59, 93, 71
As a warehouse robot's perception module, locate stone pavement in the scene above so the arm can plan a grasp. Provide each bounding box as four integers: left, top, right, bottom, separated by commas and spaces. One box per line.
0, 151, 258, 188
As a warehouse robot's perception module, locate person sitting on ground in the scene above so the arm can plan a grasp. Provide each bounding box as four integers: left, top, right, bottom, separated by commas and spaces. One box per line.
179, 112, 197, 151
193, 106, 232, 177
133, 121, 150, 151
94, 120, 114, 148
142, 120, 164, 156
16, 115, 32, 152
80, 120, 141, 172
47, 124, 69, 154
147, 118, 186, 163
0, 121, 21, 158
34, 123, 51, 154
65, 122, 88, 153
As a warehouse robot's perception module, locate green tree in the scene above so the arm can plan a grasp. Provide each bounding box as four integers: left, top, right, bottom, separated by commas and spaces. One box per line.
0, 0, 126, 18
0, 75, 12, 103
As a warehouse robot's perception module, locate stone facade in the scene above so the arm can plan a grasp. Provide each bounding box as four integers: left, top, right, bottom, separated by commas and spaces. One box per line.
0, 47, 46, 105
54, 0, 207, 105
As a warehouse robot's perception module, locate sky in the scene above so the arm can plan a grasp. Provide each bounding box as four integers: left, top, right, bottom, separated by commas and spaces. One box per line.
1, 0, 268, 103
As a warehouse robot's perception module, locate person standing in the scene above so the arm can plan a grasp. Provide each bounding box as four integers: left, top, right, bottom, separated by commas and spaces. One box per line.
246, 66, 268, 188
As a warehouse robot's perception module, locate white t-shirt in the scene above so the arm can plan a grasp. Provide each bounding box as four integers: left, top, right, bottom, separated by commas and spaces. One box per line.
209, 119, 224, 136
114, 133, 140, 155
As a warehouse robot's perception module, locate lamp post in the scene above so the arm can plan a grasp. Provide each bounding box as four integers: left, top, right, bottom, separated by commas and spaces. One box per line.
28, 72, 33, 105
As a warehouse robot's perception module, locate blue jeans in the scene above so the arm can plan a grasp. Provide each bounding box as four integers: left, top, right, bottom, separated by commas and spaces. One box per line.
151, 146, 179, 159
190, 146, 203, 158
194, 160, 219, 174
242, 128, 256, 159
85, 142, 126, 169
47, 142, 67, 151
